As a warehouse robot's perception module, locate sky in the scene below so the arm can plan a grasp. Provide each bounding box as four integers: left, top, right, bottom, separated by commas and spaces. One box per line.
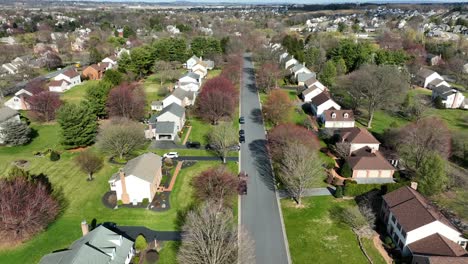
57, 0, 468, 3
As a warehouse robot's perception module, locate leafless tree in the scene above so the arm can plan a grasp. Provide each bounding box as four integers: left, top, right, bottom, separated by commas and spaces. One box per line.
279, 141, 324, 206
153, 61, 179, 86
192, 166, 238, 204
332, 142, 351, 159
96, 119, 146, 159
74, 150, 104, 181
178, 201, 254, 264
209, 122, 238, 163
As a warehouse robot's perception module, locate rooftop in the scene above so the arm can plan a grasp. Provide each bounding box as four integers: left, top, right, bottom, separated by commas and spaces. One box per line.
340, 127, 380, 144
110, 152, 162, 183
408, 233, 467, 257
347, 147, 395, 170
0, 106, 18, 122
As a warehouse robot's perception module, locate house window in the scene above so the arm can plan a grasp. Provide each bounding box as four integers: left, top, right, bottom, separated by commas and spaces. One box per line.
110, 182, 115, 187
393, 233, 398, 243
331, 112, 336, 119
391, 215, 396, 223
398, 240, 403, 249
344, 113, 349, 118
14, 98, 18, 102
460, 241, 467, 248
396, 223, 401, 231
401, 229, 406, 239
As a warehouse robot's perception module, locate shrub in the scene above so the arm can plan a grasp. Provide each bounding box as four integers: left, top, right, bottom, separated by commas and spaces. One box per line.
117, 200, 123, 206
384, 236, 395, 248
334, 185, 343, 198
322, 155, 336, 169
343, 181, 409, 196
49, 151, 60, 161
340, 162, 352, 178
142, 198, 149, 206
135, 234, 148, 252
433, 96, 444, 109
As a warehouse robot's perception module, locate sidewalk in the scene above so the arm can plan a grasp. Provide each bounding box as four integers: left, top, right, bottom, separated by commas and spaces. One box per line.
163, 161, 183, 192
278, 187, 336, 199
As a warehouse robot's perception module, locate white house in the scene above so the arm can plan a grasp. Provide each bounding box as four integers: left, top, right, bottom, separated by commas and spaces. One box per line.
48, 79, 71, 92
415, 68, 447, 89
162, 89, 196, 108
432, 86, 466, 109
310, 92, 341, 116
381, 186, 468, 257
186, 55, 201, 70
301, 83, 326, 102
54, 69, 81, 89
321, 109, 355, 128
179, 72, 201, 85
176, 81, 200, 92
284, 57, 299, 70
108, 153, 163, 205
279, 52, 289, 62
191, 62, 208, 78
304, 77, 326, 90
297, 72, 316, 86
151, 101, 163, 111
101, 56, 118, 69
291, 63, 312, 78
152, 103, 186, 131
4, 86, 41, 110
0, 106, 20, 144
339, 127, 381, 154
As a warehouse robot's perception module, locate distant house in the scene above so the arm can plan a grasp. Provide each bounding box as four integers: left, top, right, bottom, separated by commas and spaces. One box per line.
4, 86, 41, 110
345, 147, 395, 183
321, 110, 355, 128
301, 84, 326, 102
279, 52, 289, 62
432, 86, 466, 109
82, 63, 109, 80
54, 69, 81, 89
153, 103, 185, 131
427, 54, 443, 66
291, 63, 312, 78
339, 127, 381, 154
1, 56, 28, 74
176, 81, 200, 92
39, 223, 135, 264
186, 55, 201, 70
191, 62, 208, 78
381, 186, 468, 258
108, 153, 163, 205
284, 57, 299, 70
48, 79, 71, 93
310, 92, 341, 116
146, 103, 186, 140
151, 101, 163, 111
304, 77, 326, 90
202, 60, 214, 70
415, 69, 446, 89
102, 56, 118, 68
179, 72, 201, 85
0, 106, 20, 144
297, 72, 316, 86
162, 89, 196, 108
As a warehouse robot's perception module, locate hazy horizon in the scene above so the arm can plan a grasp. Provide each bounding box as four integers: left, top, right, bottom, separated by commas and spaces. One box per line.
51, 0, 468, 3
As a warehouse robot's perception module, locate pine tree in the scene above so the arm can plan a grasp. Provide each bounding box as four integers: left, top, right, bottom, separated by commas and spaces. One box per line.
57, 103, 98, 149
319, 60, 337, 87
1, 121, 31, 146
417, 152, 448, 195
85, 82, 112, 118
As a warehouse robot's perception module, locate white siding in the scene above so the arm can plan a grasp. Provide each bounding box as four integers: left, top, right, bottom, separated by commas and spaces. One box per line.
303, 89, 323, 102
350, 143, 380, 153
324, 120, 355, 128
316, 100, 341, 115
157, 112, 185, 131
112, 175, 152, 203
163, 96, 182, 107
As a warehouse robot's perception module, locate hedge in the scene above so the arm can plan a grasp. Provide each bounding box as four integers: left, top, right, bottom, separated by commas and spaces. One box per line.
343, 181, 409, 197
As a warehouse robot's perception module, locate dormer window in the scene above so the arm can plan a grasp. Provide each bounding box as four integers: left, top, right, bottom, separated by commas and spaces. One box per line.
331, 112, 336, 119
344, 113, 349, 118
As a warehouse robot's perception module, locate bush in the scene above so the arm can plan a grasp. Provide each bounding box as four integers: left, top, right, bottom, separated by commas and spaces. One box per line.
334, 185, 343, 198
117, 200, 123, 206
142, 198, 149, 206
135, 234, 148, 252
340, 162, 352, 178
322, 155, 336, 169
49, 151, 60, 161
343, 181, 409, 196
384, 236, 395, 248
434, 96, 445, 109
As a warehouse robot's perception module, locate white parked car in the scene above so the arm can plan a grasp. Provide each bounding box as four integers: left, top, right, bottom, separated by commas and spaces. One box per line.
163, 152, 179, 159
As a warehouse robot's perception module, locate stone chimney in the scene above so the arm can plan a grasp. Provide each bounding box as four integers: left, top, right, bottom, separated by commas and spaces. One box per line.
119, 169, 130, 204
81, 220, 89, 236
410, 182, 418, 190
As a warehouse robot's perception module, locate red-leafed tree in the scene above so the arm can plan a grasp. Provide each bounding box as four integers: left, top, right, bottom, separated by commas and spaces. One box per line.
28, 91, 63, 122
263, 89, 293, 126
0, 173, 60, 244
220, 54, 242, 85
195, 77, 237, 125
192, 166, 238, 204
256, 62, 282, 93
267, 123, 320, 162
106, 82, 146, 120
24, 79, 47, 94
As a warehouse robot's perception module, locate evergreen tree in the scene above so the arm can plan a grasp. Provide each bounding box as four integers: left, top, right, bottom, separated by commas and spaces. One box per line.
417, 152, 448, 196
89, 47, 103, 64
57, 103, 98, 149
335, 57, 347, 76
85, 82, 113, 118
319, 60, 337, 87
1, 121, 31, 146
102, 69, 123, 86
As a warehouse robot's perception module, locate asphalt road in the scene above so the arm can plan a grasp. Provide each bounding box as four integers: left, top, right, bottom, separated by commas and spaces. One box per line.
176, 156, 238, 162
239, 53, 290, 264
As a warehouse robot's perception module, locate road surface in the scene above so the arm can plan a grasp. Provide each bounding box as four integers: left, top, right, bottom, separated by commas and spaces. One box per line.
239, 53, 290, 264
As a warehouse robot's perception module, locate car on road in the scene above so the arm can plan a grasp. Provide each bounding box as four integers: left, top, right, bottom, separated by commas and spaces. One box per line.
163, 152, 179, 159
239, 116, 245, 124
239, 135, 245, 143
185, 141, 201, 149
239, 129, 245, 136
238, 179, 247, 195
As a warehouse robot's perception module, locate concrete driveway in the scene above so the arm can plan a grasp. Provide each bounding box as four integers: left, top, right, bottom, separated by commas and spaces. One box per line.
239, 53, 290, 264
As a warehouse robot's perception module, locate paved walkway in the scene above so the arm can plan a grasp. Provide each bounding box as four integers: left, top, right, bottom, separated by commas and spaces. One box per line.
373, 234, 393, 264
278, 187, 336, 199
164, 161, 182, 191
182, 126, 192, 145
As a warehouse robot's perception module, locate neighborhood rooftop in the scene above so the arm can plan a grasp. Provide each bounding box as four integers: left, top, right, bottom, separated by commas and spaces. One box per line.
340, 127, 381, 144
0, 106, 18, 122
110, 152, 162, 183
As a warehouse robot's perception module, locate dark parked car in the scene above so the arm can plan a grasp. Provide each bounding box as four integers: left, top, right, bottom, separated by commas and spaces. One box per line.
238, 180, 247, 195
205, 144, 215, 150
186, 141, 201, 149
228, 144, 241, 151
239, 116, 245, 124
239, 135, 245, 143
239, 129, 245, 136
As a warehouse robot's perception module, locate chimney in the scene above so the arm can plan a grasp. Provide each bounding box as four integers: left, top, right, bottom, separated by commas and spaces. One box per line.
81, 220, 89, 236
119, 169, 130, 204
410, 182, 418, 190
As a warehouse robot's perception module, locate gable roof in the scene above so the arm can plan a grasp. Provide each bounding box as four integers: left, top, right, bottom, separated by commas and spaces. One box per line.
423, 256, 468, 264
304, 77, 320, 87
347, 147, 395, 171
311, 92, 332, 106
188, 55, 200, 62
323, 110, 354, 122
155, 121, 176, 134
340, 127, 380, 144
61, 69, 80, 78
180, 72, 200, 81
0, 106, 18, 122
297, 72, 316, 83
49, 79, 70, 87
158, 103, 185, 118
433, 85, 453, 95
112, 152, 162, 183
39, 225, 134, 264
302, 85, 322, 96
291, 63, 306, 72
171, 88, 194, 101
383, 186, 457, 232
408, 233, 467, 257
429, 78, 446, 86
417, 68, 437, 79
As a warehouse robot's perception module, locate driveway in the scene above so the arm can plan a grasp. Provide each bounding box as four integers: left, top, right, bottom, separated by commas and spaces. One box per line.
115, 226, 182, 241
239, 53, 290, 264
176, 156, 238, 162
150, 141, 187, 150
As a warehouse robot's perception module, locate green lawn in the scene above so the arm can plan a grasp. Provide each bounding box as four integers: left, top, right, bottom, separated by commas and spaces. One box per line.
60, 80, 100, 104
0, 121, 236, 263
281, 196, 386, 264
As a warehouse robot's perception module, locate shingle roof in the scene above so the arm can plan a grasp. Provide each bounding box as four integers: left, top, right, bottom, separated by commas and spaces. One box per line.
433, 85, 453, 95
158, 103, 185, 118
302, 85, 321, 96
181, 72, 200, 81
151, 101, 163, 106
323, 110, 354, 122
311, 92, 332, 106
347, 147, 394, 170
340, 127, 380, 144
297, 72, 316, 83
39, 225, 134, 264
61, 69, 80, 78
417, 68, 436, 78
383, 186, 457, 232
0, 106, 18, 122
408, 233, 467, 257
429, 78, 445, 86
155, 121, 176, 134
111, 152, 162, 183
304, 77, 319, 87
171, 88, 194, 101
49, 79, 70, 87
189, 55, 200, 62
425, 256, 468, 264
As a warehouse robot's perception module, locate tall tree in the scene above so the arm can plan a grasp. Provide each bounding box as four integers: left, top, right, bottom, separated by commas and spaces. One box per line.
1, 121, 31, 146
338, 64, 409, 128
319, 60, 337, 87
107, 82, 146, 121
416, 152, 448, 196
85, 81, 113, 118
96, 119, 146, 159
88, 47, 103, 64
263, 89, 293, 126
74, 151, 104, 181
279, 141, 324, 206
56, 103, 98, 149
256, 62, 282, 93
192, 166, 238, 204
102, 69, 123, 86
195, 77, 237, 125
208, 122, 238, 163
153, 61, 178, 86
29, 91, 63, 122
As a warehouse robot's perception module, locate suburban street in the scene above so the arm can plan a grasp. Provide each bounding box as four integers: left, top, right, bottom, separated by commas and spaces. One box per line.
239, 53, 290, 264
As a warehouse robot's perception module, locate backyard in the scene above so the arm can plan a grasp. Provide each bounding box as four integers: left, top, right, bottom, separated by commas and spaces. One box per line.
281, 196, 387, 264
60, 80, 101, 104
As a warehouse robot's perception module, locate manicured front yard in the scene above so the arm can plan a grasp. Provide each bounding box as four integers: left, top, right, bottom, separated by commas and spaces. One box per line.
281, 196, 386, 264
60, 80, 101, 104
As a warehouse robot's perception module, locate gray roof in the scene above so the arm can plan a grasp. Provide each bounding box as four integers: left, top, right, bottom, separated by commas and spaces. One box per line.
155, 121, 176, 134
158, 103, 185, 118
151, 101, 163, 106
0, 106, 18, 123
189, 55, 200, 61
181, 72, 200, 81
172, 88, 194, 101
39, 225, 133, 264
291, 63, 306, 73
203, 60, 214, 68
417, 68, 436, 78
297, 72, 316, 83
433, 85, 453, 96
110, 152, 162, 183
